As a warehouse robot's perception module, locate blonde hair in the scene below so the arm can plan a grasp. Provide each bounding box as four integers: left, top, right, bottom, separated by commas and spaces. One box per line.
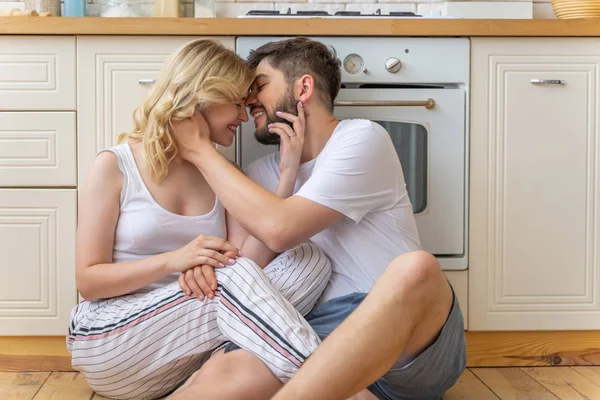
118, 39, 254, 182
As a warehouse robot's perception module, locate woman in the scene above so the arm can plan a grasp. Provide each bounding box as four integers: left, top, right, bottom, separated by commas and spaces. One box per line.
67, 39, 331, 400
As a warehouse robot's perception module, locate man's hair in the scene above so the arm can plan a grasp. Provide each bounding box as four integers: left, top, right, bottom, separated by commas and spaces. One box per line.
246, 37, 342, 112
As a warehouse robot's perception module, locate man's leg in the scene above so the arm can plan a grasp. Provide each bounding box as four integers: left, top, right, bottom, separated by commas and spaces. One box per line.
168, 349, 281, 400
273, 250, 457, 400
171, 349, 378, 400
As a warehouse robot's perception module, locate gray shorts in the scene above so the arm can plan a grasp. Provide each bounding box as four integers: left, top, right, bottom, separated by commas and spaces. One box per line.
304, 290, 466, 400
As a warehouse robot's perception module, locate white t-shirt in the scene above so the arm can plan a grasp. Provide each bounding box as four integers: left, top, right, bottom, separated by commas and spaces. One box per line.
246, 119, 422, 304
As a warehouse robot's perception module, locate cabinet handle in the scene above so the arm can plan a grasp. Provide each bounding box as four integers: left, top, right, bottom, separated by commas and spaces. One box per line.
530, 79, 565, 85
138, 79, 156, 85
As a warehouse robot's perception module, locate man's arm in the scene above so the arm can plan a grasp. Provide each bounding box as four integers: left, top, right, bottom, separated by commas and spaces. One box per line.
190, 145, 343, 252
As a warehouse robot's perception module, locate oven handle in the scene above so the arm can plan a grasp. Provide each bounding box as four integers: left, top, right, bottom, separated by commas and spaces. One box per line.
334, 98, 436, 110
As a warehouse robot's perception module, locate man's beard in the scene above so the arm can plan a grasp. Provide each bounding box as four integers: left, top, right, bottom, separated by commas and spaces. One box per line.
255, 90, 298, 145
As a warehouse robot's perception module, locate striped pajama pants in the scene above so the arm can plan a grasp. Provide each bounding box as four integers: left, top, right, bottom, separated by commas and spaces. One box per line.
67, 243, 331, 400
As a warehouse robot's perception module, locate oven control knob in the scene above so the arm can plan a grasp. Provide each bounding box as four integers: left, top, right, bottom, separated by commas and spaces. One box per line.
385, 58, 402, 73
343, 54, 365, 75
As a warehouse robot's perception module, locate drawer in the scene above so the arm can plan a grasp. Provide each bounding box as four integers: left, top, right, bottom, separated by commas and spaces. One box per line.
0, 112, 76, 187
0, 36, 76, 110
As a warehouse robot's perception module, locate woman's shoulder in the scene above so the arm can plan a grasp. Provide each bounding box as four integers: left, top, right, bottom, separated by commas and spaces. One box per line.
86, 149, 124, 192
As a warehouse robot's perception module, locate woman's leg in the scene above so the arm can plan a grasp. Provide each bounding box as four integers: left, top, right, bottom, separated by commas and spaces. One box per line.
264, 242, 332, 315
69, 243, 330, 399
213, 243, 331, 383
68, 283, 224, 400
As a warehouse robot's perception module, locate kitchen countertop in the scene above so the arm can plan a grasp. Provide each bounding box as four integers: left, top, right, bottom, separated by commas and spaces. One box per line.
2, 17, 600, 36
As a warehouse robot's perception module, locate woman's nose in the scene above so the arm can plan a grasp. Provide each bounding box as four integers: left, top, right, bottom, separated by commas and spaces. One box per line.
239, 107, 249, 122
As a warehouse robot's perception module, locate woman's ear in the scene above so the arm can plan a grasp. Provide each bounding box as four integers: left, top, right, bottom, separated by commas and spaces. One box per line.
296, 75, 315, 104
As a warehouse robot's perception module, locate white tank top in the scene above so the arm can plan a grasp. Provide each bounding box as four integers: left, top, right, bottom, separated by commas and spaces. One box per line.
104, 143, 227, 294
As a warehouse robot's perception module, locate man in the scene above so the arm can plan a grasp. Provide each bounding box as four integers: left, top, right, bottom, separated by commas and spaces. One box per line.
171, 37, 466, 400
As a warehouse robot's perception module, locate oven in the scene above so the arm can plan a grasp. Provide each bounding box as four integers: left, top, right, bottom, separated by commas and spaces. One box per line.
236, 37, 469, 271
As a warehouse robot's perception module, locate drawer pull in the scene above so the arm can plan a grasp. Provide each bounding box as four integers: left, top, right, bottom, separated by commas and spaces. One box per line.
530, 79, 565, 85
138, 79, 156, 85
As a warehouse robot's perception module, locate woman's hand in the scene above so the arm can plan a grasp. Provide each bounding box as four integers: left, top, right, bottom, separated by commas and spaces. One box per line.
178, 250, 238, 301
178, 265, 215, 301
165, 235, 239, 274
268, 101, 305, 178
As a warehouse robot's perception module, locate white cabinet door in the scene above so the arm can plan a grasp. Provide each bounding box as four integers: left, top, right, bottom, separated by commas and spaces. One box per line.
0, 189, 76, 335
0, 37, 76, 111
77, 36, 236, 188
0, 112, 76, 187
470, 38, 600, 330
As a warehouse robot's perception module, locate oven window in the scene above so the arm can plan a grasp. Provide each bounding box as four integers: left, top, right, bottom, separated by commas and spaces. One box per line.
374, 121, 428, 214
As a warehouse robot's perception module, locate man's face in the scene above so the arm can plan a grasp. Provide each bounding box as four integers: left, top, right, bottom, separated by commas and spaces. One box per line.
246, 60, 298, 145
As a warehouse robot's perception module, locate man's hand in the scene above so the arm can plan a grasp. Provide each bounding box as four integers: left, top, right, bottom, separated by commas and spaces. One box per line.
171, 110, 213, 161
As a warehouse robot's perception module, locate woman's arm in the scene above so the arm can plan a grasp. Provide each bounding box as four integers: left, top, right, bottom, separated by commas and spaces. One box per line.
76, 152, 173, 300
77, 152, 239, 301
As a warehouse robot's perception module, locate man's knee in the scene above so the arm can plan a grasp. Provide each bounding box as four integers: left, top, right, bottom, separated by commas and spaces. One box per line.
387, 250, 443, 289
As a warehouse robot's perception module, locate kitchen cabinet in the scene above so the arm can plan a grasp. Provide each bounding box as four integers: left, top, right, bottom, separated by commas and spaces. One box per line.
469, 38, 600, 330
0, 36, 75, 111
0, 36, 78, 335
0, 189, 77, 335
0, 112, 76, 187
77, 36, 236, 188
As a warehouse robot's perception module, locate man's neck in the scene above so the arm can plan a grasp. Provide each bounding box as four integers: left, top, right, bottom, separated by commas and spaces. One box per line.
301, 108, 339, 164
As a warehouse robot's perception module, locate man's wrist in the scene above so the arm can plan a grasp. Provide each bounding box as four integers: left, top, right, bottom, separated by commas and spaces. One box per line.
187, 142, 219, 169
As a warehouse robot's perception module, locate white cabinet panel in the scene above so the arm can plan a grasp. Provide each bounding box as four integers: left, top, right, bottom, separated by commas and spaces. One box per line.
0, 37, 76, 111
0, 112, 76, 186
470, 38, 600, 330
445, 270, 468, 329
0, 189, 77, 335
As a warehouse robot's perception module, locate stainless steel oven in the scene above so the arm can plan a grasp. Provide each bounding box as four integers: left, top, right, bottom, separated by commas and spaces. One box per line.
236, 37, 469, 271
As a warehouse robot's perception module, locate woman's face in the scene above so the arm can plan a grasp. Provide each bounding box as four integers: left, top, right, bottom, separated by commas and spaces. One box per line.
203, 99, 249, 147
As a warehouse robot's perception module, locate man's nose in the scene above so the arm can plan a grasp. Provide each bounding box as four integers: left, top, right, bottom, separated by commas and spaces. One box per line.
239, 107, 249, 122
245, 90, 257, 107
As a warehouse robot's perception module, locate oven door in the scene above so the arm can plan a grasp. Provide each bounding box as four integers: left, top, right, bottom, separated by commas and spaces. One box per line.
334, 88, 466, 266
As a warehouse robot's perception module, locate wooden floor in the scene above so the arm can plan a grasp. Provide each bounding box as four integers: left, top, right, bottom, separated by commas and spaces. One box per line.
2, 367, 600, 399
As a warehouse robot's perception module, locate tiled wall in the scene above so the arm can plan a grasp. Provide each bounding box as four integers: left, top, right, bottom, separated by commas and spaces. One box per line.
0, 0, 556, 18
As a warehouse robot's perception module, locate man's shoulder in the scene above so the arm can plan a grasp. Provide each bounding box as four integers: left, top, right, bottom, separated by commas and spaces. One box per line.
336, 119, 373, 134
245, 152, 280, 181
330, 120, 391, 151
335, 119, 387, 140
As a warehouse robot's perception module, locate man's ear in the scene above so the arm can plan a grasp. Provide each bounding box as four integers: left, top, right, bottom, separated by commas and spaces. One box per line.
295, 75, 315, 103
